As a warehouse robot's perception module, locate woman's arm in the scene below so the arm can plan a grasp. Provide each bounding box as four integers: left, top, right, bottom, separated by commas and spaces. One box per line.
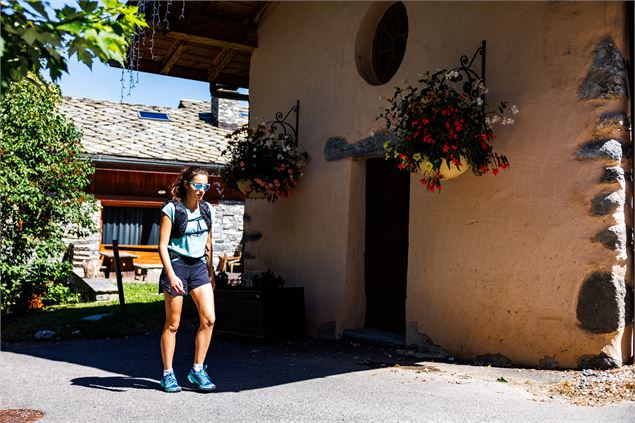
158, 214, 185, 294
206, 227, 215, 289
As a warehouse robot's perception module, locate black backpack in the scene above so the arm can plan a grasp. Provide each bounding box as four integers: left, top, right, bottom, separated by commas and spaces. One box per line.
166, 199, 212, 239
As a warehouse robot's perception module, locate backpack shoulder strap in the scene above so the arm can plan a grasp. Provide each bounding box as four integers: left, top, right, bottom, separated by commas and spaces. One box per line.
166, 199, 188, 239
199, 200, 212, 232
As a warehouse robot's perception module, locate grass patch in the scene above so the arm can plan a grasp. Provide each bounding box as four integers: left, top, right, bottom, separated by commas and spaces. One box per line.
1, 283, 199, 343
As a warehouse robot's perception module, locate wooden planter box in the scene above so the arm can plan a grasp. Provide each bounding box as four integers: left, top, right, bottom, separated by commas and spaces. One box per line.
214, 287, 305, 339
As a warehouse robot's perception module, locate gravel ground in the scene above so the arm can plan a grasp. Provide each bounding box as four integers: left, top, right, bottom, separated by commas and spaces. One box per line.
545, 365, 635, 406
391, 348, 635, 408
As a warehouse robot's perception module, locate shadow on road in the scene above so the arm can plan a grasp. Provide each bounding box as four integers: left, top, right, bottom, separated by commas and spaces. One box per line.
2, 327, 422, 393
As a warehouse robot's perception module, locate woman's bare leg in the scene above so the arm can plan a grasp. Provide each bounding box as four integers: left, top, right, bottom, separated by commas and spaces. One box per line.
161, 293, 184, 370
189, 283, 216, 364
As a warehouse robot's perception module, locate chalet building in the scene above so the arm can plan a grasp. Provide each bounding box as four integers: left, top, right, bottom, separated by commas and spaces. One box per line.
126, 1, 633, 369
60, 97, 247, 271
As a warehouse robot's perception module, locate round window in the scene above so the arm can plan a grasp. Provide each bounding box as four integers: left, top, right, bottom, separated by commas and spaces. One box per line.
356, 2, 409, 86
373, 2, 408, 84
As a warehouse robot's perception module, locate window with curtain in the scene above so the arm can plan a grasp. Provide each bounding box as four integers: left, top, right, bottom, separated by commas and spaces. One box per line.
101, 206, 162, 246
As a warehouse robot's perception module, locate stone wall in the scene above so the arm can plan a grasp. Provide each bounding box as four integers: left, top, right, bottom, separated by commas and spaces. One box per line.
218, 98, 248, 131
211, 200, 245, 268
62, 200, 102, 269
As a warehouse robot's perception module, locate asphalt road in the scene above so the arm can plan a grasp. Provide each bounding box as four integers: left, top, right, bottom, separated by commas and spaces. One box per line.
1, 330, 633, 422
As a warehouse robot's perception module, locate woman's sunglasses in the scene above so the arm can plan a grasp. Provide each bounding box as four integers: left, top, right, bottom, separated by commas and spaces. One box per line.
189, 182, 211, 191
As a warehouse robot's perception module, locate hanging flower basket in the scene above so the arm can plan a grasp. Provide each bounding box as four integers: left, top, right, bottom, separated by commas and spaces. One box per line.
378, 68, 517, 193
221, 124, 310, 202
236, 179, 267, 199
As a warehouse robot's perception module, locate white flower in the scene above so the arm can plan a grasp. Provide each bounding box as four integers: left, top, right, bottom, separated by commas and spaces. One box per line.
445, 70, 459, 80
501, 117, 515, 125
476, 97, 483, 106
486, 115, 501, 127
510, 105, 519, 115
253, 155, 257, 158
476, 82, 488, 95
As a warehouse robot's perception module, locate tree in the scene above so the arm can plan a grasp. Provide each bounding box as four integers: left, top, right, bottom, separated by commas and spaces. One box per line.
0, 77, 96, 313
0, 0, 147, 88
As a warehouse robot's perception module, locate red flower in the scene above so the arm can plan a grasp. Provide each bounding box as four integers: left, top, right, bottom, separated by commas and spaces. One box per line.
442, 145, 449, 153
492, 168, 500, 175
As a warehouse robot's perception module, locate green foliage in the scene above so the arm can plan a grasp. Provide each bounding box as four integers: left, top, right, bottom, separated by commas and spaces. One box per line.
0, 0, 147, 88
1, 77, 97, 313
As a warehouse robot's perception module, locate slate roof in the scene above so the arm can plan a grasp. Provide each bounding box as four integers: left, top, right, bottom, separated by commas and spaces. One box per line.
60, 97, 232, 166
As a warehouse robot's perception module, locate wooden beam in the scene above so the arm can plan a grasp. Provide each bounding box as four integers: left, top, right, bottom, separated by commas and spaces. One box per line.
207, 48, 237, 83
160, 40, 188, 74
169, 31, 254, 53
250, 2, 272, 24
135, 58, 249, 87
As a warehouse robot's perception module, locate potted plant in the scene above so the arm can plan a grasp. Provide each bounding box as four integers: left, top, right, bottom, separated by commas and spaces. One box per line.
378, 69, 518, 192
220, 124, 310, 202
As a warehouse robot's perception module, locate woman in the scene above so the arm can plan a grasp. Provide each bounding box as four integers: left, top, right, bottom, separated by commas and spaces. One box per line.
158, 166, 216, 393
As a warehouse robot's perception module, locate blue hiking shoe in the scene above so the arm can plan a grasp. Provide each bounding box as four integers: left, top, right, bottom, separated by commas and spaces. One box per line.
188, 365, 216, 392
160, 371, 182, 393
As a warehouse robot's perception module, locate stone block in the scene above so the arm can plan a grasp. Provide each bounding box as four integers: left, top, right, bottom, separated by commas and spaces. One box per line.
578, 37, 628, 99
593, 225, 626, 250
324, 131, 390, 161
600, 167, 625, 185
576, 139, 623, 162
597, 111, 629, 130
591, 190, 624, 215
577, 353, 621, 370
576, 272, 626, 333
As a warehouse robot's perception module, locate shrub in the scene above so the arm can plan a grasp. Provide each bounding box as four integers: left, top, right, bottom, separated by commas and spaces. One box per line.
1, 77, 96, 313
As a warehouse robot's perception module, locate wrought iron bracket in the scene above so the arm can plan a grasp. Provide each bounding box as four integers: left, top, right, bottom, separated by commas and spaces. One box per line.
265, 100, 300, 146
432, 40, 487, 104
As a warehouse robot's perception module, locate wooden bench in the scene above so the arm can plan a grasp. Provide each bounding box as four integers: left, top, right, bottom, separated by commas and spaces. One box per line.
99, 251, 138, 280
134, 263, 164, 281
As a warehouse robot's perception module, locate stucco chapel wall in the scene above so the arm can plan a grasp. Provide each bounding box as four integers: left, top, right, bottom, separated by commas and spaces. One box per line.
248, 1, 632, 367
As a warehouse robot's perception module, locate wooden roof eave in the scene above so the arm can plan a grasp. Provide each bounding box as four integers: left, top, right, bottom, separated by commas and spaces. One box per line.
119, 2, 262, 89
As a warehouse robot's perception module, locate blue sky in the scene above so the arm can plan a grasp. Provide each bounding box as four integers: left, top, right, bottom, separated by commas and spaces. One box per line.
57, 57, 215, 108
45, 0, 245, 108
